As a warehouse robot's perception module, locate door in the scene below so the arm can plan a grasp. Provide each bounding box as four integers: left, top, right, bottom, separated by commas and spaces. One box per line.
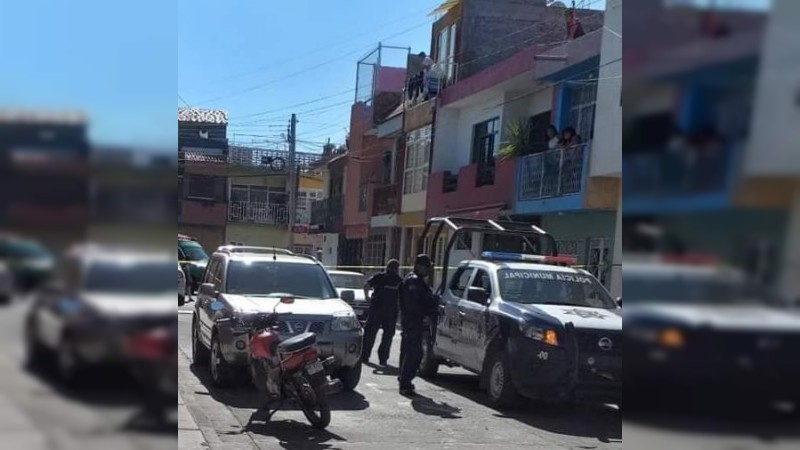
197, 256, 223, 346
435, 266, 473, 360
457, 269, 492, 371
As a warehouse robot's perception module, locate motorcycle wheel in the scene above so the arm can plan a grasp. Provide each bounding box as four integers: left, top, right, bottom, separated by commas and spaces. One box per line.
296, 376, 331, 429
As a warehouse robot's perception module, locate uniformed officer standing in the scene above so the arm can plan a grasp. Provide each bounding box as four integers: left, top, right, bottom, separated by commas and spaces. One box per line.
361, 259, 403, 366
398, 254, 437, 396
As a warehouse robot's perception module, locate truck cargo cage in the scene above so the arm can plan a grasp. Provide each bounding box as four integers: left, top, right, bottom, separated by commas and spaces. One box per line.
417, 217, 562, 294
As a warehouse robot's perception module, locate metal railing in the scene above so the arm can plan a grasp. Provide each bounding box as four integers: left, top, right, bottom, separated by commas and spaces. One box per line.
623, 145, 733, 197
228, 201, 288, 225
310, 196, 343, 231
519, 144, 586, 201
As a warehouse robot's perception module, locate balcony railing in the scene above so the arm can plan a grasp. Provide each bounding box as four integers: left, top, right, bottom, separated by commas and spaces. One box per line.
228, 201, 288, 225
372, 184, 399, 216
519, 145, 586, 201
623, 145, 733, 198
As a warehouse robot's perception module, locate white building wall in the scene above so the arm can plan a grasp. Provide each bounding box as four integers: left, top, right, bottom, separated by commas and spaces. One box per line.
744, 0, 800, 177
320, 233, 339, 267
590, 0, 622, 177
453, 100, 504, 171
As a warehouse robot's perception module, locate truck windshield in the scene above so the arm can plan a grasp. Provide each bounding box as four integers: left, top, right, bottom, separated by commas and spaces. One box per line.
85, 262, 176, 294
180, 241, 208, 262
226, 261, 337, 299
329, 273, 366, 289
498, 269, 616, 309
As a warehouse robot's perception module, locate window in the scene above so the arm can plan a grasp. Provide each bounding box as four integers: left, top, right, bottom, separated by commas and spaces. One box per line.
472, 118, 500, 166
470, 269, 492, 298
567, 72, 598, 141
403, 125, 431, 195
230, 185, 286, 205
84, 261, 175, 294
436, 23, 457, 81
187, 175, 216, 200
364, 233, 386, 266
455, 232, 473, 251
449, 267, 474, 298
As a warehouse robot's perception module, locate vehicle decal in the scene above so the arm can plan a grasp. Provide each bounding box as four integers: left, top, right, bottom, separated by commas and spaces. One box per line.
562, 308, 608, 319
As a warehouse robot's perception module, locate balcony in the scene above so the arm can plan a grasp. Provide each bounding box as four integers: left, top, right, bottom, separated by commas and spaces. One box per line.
427, 157, 517, 220
514, 144, 591, 215
228, 201, 288, 225
372, 184, 400, 217
623, 144, 738, 214
519, 145, 586, 200
310, 196, 343, 233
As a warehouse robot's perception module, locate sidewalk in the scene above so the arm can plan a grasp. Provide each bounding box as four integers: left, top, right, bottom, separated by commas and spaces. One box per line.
178, 391, 208, 449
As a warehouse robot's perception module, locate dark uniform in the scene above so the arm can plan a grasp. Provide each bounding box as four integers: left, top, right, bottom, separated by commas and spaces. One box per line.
398, 271, 437, 391
361, 271, 403, 364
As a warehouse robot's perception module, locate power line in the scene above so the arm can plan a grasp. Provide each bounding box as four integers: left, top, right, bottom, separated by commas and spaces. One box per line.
178, 94, 191, 107
193, 20, 432, 106
229, 87, 356, 120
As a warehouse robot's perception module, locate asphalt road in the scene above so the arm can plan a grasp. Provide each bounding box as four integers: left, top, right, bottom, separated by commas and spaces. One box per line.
177, 301, 622, 450
0, 295, 177, 450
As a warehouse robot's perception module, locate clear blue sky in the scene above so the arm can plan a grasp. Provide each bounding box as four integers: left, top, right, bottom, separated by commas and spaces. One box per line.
179, 0, 450, 153
0, 0, 176, 149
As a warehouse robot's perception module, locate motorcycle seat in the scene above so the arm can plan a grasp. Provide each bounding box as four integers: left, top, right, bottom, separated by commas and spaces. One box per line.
278, 332, 316, 353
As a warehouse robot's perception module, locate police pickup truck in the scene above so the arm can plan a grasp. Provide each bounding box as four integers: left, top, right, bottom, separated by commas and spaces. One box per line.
420, 251, 621, 407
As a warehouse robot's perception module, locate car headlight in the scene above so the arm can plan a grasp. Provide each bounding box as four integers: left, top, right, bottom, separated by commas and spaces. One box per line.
658, 328, 685, 348
331, 312, 360, 331
520, 324, 559, 346
628, 326, 685, 349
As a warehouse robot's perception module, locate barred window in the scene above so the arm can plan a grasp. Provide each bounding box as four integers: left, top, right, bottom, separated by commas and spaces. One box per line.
403, 125, 431, 195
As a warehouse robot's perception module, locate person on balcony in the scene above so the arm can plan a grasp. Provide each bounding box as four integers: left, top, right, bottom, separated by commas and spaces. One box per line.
546, 125, 560, 151
560, 127, 582, 148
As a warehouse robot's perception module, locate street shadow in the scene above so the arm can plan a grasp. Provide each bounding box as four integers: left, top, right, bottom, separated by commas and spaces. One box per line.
190, 363, 370, 412
231, 418, 347, 450
121, 407, 179, 435
427, 371, 621, 443
408, 393, 462, 419
624, 392, 800, 442
365, 361, 399, 376
25, 362, 144, 408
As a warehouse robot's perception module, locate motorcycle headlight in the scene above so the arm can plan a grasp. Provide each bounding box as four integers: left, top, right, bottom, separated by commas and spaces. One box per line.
520, 324, 559, 346
330, 312, 360, 331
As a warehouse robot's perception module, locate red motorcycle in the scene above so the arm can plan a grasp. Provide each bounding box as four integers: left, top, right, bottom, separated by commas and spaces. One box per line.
244, 297, 340, 429
126, 322, 178, 423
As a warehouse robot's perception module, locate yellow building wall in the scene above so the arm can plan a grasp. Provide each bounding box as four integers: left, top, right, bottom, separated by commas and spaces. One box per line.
225, 223, 290, 247
229, 174, 286, 188
300, 174, 324, 190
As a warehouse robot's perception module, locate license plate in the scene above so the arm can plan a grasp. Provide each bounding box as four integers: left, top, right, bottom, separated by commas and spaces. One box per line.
306, 360, 323, 375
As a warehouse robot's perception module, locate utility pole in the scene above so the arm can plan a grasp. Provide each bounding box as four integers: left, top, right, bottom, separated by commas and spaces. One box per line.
287, 113, 298, 246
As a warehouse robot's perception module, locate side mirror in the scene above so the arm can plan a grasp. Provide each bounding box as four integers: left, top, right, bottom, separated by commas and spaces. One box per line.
199, 283, 218, 298
466, 286, 489, 305
340, 290, 355, 302
616, 296, 622, 307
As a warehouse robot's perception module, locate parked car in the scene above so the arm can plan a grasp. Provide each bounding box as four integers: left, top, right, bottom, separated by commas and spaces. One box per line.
0, 235, 55, 291
179, 234, 208, 294
327, 270, 370, 321
179, 264, 187, 306
192, 246, 364, 391
0, 261, 13, 305
24, 244, 177, 384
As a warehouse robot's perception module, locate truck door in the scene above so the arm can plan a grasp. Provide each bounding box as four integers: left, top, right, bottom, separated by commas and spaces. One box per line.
457, 269, 492, 371
435, 266, 473, 360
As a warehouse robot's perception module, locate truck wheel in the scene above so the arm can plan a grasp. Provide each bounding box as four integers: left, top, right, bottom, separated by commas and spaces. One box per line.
191, 317, 210, 365
419, 329, 439, 378
337, 362, 362, 391
485, 350, 521, 409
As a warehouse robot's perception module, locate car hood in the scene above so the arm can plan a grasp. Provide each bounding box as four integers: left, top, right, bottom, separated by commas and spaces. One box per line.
510, 303, 622, 331
223, 295, 354, 316
83, 292, 177, 317
335, 288, 368, 302
625, 304, 800, 332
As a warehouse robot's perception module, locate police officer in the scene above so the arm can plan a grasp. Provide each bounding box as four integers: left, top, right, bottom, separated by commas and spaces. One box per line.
398, 254, 437, 395
361, 259, 403, 366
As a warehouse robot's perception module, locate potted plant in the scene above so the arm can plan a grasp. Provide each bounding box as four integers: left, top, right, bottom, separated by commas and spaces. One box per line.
498, 119, 534, 159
